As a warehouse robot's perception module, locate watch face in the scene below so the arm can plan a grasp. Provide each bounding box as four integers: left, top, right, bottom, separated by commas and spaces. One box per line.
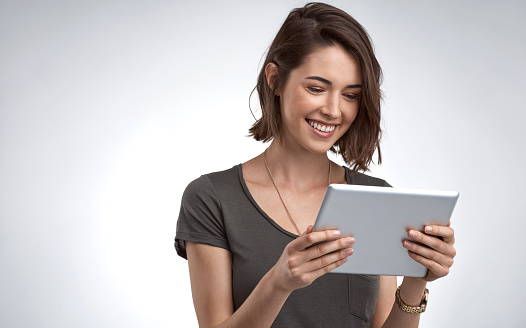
421, 288, 429, 311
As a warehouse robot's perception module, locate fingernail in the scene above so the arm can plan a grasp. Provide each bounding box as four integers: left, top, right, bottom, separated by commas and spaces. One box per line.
345, 248, 353, 256
404, 241, 413, 249
425, 226, 433, 233
332, 230, 341, 237
346, 237, 354, 244
409, 230, 417, 238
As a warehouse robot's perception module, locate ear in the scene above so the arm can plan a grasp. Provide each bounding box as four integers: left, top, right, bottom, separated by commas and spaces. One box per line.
264, 62, 280, 96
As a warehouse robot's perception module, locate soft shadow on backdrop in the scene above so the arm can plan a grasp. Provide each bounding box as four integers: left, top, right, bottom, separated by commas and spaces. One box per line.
1, 1, 525, 327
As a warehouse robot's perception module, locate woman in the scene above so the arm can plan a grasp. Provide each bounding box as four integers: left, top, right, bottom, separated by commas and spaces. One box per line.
175, 3, 456, 327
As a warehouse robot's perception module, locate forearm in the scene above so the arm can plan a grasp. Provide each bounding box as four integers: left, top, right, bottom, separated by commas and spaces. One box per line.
215, 268, 291, 328
381, 277, 427, 328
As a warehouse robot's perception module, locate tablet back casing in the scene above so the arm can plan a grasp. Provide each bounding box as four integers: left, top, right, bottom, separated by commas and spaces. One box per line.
313, 184, 459, 277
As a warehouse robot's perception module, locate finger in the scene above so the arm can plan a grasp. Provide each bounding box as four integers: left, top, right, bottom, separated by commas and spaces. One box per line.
301, 247, 353, 273
304, 236, 355, 261
305, 254, 350, 283
423, 225, 455, 244
408, 229, 455, 257
403, 240, 454, 268
292, 229, 341, 251
300, 225, 313, 237
407, 251, 450, 279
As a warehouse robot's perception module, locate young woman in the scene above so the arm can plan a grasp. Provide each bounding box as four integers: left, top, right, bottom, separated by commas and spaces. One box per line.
175, 3, 456, 327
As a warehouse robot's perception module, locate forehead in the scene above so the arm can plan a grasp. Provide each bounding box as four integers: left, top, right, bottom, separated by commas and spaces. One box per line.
292, 46, 362, 84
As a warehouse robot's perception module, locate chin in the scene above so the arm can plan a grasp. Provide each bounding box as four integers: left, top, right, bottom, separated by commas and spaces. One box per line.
305, 142, 335, 155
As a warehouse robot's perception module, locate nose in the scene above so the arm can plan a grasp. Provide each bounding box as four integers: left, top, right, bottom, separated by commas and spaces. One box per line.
320, 93, 341, 119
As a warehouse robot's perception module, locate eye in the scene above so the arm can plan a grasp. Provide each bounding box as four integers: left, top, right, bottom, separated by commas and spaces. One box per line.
307, 86, 324, 93
343, 93, 358, 101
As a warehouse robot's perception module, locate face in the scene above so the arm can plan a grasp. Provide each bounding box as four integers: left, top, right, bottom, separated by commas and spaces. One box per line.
269, 45, 362, 154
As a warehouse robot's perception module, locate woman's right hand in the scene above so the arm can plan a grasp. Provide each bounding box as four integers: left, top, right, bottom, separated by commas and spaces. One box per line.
270, 225, 354, 292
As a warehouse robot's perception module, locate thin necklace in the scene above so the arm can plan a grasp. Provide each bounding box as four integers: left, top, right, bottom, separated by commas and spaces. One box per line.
263, 149, 331, 235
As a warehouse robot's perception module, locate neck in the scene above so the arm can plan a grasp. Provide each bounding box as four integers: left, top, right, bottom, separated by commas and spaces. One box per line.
264, 140, 331, 191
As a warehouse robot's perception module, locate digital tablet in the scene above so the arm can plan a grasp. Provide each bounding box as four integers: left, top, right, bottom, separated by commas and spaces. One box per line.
312, 184, 459, 277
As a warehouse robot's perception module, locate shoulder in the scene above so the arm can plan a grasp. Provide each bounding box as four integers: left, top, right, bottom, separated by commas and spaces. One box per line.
204, 165, 241, 187
182, 165, 241, 201
345, 167, 392, 187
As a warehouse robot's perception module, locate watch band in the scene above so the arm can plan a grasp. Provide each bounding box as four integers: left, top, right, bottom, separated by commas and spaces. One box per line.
395, 286, 429, 314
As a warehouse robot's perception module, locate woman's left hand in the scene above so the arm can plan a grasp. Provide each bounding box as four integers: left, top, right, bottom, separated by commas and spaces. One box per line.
403, 222, 456, 282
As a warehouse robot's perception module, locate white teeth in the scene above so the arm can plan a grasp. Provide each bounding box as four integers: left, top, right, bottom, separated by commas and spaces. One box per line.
308, 119, 335, 133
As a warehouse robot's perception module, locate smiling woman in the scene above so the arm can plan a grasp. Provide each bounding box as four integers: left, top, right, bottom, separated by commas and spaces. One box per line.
174, 2, 456, 328
249, 4, 383, 173
268, 46, 361, 156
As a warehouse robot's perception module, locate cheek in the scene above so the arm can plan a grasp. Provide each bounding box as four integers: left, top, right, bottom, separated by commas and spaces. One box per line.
281, 89, 318, 118
336, 107, 359, 137
343, 105, 360, 126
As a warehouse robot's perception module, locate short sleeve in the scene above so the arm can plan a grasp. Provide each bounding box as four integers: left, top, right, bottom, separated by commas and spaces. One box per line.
345, 167, 392, 187
174, 175, 230, 260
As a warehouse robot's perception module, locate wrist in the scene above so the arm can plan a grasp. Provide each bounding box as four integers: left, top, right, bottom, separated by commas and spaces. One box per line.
265, 266, 293, 297
395, 285, 429, 314
400, 277, 428, 307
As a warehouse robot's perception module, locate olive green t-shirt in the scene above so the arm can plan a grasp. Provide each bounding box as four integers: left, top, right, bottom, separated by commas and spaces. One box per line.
175, 164, 390, 327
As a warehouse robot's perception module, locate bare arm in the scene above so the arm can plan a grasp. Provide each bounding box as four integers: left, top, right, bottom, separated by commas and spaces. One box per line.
187, 242, 291, 328
186, 227, 353, 328
372, 276, 428, 328
186, 242, 234, 327
371, 276, 397, 328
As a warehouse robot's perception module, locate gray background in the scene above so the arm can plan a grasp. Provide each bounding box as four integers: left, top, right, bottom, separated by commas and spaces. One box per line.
1, 0, 525, 327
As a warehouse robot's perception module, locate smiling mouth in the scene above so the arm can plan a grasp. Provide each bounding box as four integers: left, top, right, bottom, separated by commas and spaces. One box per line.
306, 119, 336, 133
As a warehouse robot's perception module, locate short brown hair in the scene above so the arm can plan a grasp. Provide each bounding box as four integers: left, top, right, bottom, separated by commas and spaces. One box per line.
249, 2, 383, 172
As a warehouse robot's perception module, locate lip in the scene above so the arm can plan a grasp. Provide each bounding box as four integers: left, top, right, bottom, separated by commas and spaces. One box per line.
306, 118, 338, 138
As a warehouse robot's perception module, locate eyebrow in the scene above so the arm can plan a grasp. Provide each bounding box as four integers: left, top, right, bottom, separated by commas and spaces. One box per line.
305, 76, 361, 89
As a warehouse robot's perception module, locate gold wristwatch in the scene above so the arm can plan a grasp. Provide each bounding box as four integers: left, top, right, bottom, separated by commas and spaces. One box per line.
395, 286, 429, 314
